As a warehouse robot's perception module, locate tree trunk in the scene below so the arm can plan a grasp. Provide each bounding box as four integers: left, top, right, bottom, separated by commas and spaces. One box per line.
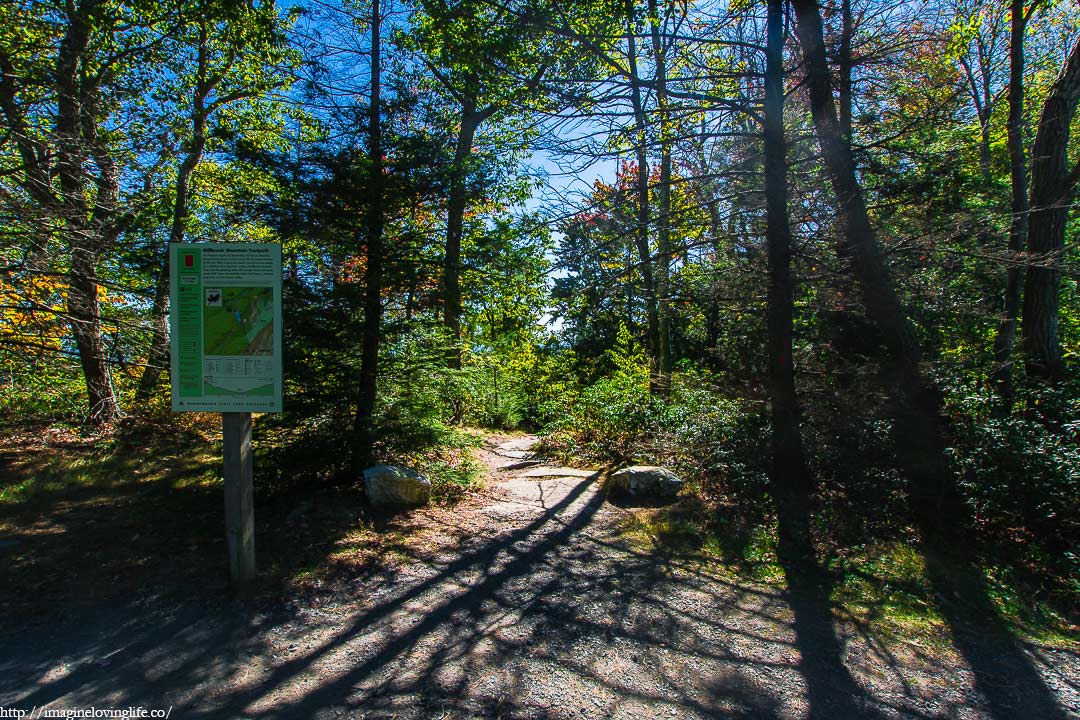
1020, 33, 1080, 383
353, 0, 385, 471
57, 4, 119, 424
137, 248, 172, 402
765, 0, 813, 552
958, 42, 994, 190
443, 103, 480, 370
978, 115, 993, 192
68, 243, 119, 424
791, 0, 956, 523
991, 0, 1029, 406
647, 0, 673, 391
625, 1, 660, 378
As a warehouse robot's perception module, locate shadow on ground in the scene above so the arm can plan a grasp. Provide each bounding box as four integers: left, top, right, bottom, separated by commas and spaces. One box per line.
2, 452, 1078, 719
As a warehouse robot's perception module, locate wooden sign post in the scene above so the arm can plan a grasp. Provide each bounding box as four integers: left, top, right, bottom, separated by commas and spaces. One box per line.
223, 412, 256, 584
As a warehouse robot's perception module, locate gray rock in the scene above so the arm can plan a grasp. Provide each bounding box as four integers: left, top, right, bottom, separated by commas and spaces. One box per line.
609, 465, 684, 498
362, 465, 431, 507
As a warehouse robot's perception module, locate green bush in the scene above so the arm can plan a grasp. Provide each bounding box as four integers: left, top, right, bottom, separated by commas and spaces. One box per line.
0, 352, 88, 425
941, 372, 1080, 569
540, 324, 653, 462
928, 363, 1080, 616
539, 327, 770, 509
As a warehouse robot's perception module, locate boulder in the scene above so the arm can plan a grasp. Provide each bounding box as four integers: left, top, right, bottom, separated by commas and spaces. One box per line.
609, 465, 684, 498
363, 465, 431, 508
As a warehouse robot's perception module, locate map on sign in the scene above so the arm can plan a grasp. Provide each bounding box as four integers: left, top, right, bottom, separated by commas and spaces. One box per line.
169, 243, 283, 413
203, 287, 275, 356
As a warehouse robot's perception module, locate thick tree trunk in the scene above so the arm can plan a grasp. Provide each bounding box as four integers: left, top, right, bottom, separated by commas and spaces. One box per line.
354, 0, 385, 471
791, 0, 956, 523
625, 3, 661, 378
69, 243, 119, 424
991, 0, 1029, 406
1020, 33, 1080, 383
57, 4, 119, 424
792, 0, 917, 362
765, 0, 813, 552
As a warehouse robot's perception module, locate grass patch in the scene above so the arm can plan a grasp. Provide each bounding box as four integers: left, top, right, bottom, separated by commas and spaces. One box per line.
980, 564, 1080, 647
611, 495, 786, 584
609, 492, 1080, 649
829, 542, 1079, 648
0, 417, 221, 508
828, 543, 947, 644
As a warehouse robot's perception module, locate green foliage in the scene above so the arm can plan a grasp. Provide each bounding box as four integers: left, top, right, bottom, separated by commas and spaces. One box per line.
379, 325, 461, 444
541, 327, 771, 512
458, 361, 526, 429
939, 367, 1080, 590
541, 324, 652, 461
397, 429, 482, 505
0, 354, 87, 425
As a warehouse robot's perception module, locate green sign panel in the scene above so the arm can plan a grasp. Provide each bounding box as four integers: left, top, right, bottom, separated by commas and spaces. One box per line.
170, 243, 283, 412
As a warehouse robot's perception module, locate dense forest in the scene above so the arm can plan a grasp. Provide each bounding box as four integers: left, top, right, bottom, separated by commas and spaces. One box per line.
2, 0, 1079, 624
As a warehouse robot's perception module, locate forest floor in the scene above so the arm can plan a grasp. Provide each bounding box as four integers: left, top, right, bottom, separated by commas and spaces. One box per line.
1, 430, 1079, 719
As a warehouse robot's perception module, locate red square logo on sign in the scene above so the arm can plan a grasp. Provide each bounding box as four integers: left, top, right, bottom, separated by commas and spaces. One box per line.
184, 254, 193, 268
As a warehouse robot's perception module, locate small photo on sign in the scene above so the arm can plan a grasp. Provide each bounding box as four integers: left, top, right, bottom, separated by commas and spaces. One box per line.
205, 288, 223, 306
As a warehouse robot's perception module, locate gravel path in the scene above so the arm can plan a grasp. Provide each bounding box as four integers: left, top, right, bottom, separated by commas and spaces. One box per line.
1, 435, 1077, 719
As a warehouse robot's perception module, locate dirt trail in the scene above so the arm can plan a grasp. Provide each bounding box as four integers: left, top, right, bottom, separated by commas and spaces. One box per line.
1, 435, 1078, 719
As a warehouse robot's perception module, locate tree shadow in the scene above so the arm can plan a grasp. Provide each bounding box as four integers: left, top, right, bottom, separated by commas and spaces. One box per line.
235, 475, 794, 720
773, 499, 889, 720
888, 374, 1072, 720
916, 527, 1071, 720
0, 429, 403, 631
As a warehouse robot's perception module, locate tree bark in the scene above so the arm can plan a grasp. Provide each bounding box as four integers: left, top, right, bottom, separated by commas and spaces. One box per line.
442, 102, 481, 370
765, 0, 813, 552
647, 0, 673, 390
957, 22, 998, 192
68, 244, 119, 424
1020, 33, 1080, 383
625, 0, 661, 379
57, 1, 120, 424
977, 106, 993, 191
353, 0, 385, 471
991, 0, 1029, 405
976, 22, 997, 192
791, 0, 956, 523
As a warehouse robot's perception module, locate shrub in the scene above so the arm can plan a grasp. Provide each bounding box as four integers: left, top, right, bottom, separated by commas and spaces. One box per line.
940, 371, 1080, 581
540, 328, 770, 512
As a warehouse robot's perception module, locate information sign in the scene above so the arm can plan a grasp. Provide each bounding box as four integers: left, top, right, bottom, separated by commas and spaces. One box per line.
169, 243, 283, 412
